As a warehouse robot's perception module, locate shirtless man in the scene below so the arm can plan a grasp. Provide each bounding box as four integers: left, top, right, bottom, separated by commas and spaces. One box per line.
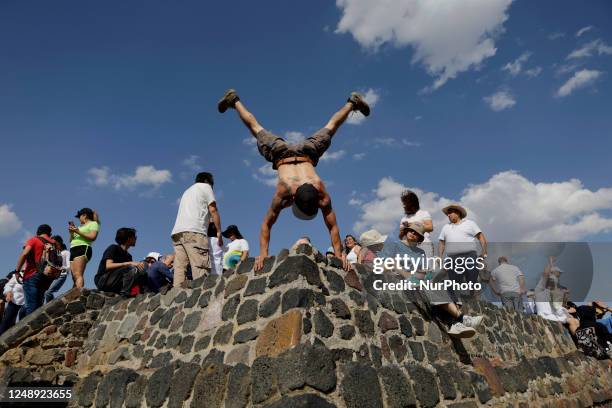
218, 89, 370, 270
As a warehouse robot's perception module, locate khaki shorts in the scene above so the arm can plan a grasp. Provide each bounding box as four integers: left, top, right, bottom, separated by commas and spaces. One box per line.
256, 128, 332, 169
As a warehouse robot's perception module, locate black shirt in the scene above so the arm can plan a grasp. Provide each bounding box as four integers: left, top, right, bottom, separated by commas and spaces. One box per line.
96, 244, 132, 277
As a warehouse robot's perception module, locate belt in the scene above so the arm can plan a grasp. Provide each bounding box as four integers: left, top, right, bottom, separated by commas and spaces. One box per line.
274, 156, 314, 168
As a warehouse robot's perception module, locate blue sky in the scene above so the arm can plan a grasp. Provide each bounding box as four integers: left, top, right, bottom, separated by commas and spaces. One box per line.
1, 0, 611, 297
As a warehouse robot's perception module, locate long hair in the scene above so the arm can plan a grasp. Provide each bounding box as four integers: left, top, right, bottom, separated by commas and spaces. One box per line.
401, 190, 420, 214
344, 234, 358, 254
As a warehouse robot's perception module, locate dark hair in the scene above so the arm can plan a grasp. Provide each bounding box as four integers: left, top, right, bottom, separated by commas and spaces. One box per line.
294, 183, 319, 216
76, 208, 94, 220
37, 224, 52, 236
401, 190, 420, 214
208, 222, 218, 237
498, 256, 508, 264
115, 228, 137, 245
344, 235, 358, 254
52, 235, 67, 251
195, 172, 214, 186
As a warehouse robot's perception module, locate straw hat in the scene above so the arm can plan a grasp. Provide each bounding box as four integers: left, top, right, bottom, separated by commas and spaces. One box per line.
404, 222, 425, 243
359, 229, 388, 248
442, 204, 467, 219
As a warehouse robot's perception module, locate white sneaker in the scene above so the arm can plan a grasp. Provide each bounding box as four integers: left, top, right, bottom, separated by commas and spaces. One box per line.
462, 315, 484, 329
448, 322, 476, 338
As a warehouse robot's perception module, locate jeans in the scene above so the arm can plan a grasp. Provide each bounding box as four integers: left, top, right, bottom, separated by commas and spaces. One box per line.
0, 302, 25, 335
22, 273, 53, 316
44, 273, 68, 303
500, 291, 524, 312
446, 251, 479, 304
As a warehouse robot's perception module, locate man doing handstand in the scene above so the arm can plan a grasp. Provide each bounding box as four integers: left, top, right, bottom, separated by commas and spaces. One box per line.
218, 89, 370, 270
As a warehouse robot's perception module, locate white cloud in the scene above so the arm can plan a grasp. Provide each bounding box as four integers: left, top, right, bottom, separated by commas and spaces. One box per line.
319, 150, 346, 162
242, 137, 256, 146
502, 52, 531, 76
556, 69, 602, 98
414, 115, 422, 121
88, 167, 110, 186
253, 164, 277, 187
548, 32, 565, 41
88, 165, 172, 190
349, 198, 364, 206
182, 155, 202, 172
353, 153, 366, 160
0, 204, 22, 237
336, 0, 514, 91
352, 171, 612, 241
402, 139, 422, 147
524, 66, 542, 78
284, 131, 306, 143
576, 26, 593, 38
373, 137, 396, 146
243, 159, 251, 167
567, 39, 612, 59
483, 90, 516, 111
347, 88, 380, 125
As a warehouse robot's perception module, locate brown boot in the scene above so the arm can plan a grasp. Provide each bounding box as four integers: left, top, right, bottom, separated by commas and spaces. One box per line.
347, 92, 370, 116
218, 89, 240, 113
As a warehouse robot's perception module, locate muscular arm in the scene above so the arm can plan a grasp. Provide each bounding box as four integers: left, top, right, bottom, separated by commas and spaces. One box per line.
322, 203, 343, 258
256, 188, 286, 270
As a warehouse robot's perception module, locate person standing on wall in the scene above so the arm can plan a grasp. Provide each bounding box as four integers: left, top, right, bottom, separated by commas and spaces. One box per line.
69, 208, 100, 288
171, 172, 223, 286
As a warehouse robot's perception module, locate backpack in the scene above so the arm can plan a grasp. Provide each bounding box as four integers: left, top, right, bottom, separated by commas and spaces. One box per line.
575, 326, 607, 360
36, 237, 63, 279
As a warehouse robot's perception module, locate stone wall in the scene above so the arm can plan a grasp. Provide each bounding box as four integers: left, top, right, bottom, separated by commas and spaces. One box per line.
1, 244, 611, 407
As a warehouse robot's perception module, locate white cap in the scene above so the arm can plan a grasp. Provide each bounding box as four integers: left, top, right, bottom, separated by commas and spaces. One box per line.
146, 252, 161, 261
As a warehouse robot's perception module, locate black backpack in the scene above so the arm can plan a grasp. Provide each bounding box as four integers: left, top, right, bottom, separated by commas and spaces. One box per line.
575, 326, 607, 360
36, 237, 63, 277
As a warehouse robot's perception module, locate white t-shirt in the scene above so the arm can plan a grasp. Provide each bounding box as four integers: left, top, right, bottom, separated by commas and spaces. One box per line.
225, 238, 249, 254
346, 247, 359, 264
491, 263, 523, 293
3, 275, 25, 306
438, 219, 482, 255
400, 209, 432, 242
209, 237, 223, 275
172, 183, 216, 236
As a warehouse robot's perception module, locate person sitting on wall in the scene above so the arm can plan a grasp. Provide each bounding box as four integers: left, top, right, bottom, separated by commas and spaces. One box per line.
534, 257, 580, 333
222, 225, 249, 271
0, 271, 26, 335
218, 89, 370, 271
360, 225, 485, 338
94, 228, 146, 297
146, 254, 175, 293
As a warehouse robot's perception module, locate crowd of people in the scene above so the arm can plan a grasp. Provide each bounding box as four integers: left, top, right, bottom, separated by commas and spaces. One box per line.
0, 173, 252, 335
2, 90, 609, 359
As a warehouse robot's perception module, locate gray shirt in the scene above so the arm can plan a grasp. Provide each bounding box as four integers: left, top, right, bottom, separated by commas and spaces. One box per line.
491, 263, 523, 293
